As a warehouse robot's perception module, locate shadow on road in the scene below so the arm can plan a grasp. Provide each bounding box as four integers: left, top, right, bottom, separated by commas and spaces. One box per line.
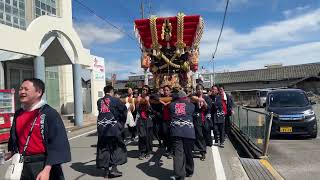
136, 148, 173, 180
70, 160, 104, 178
87, 132, 98, 137
90, 144, 97, 148
127, 149, 140, 158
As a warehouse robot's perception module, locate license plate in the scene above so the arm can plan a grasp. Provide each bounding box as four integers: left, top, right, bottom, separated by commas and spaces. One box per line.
280, 127, 292, 133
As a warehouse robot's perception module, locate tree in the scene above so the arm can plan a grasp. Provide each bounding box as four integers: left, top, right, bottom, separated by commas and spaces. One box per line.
125, 82, 137, 89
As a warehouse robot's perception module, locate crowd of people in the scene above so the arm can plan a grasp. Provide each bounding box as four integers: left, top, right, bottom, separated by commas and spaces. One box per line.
96, 83, 234, 179
3, 77, 233, 180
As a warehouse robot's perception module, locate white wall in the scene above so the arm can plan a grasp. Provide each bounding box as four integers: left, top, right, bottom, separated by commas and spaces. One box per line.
58, 65, 74, 114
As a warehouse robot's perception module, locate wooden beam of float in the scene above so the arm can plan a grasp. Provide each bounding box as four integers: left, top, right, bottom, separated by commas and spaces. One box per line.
121, 96, 200, 105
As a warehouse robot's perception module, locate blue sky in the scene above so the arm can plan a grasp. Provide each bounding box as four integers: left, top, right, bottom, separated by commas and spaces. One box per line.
72, 0, 320, 80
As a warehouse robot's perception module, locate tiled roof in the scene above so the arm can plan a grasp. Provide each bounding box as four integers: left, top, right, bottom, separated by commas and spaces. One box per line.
208, 62, 320, 84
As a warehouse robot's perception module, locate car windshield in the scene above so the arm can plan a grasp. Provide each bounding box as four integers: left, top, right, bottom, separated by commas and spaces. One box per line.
259, 91, 268, 97
269, 91, 310, 107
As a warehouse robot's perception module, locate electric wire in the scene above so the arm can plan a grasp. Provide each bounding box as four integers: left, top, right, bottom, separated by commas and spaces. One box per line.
73, 0, 139, 44
211, 0, 230, 60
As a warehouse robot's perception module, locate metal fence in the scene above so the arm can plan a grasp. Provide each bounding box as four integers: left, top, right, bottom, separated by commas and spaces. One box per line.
232, 106, 275, 157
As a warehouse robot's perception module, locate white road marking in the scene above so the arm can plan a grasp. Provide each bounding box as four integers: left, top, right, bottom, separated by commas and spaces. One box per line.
68, 130, 97, 140
211, 133, 227, 180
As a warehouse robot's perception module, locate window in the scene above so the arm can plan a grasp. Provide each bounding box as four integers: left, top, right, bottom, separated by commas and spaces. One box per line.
35, 0, 40, 7
34, 0, 57, 17
46, 4, 49, 11
40, 2, 45, 9
5, 13, 10, 21
12, 15, 17, 24
12, 0, 17, 7
0, 2, 4, 11
269, 91, 309, 108
19, 18, 24, 26
12, 6, 17, 15
19, 9, 24, 17
18, 1, 23, 9
0, 12, 3, 19
5, 4, 10, 13
35, 7, 40, 15
5, 0, 10, 4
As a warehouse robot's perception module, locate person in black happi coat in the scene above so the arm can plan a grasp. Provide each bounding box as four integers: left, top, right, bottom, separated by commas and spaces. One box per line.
219, 86, 234, 137
159, 85, 173, 159
169, 90, 195, 180
7, 78, 71, 180
210, 85, 225, 147
96, 85, 128, 178
192, 84, 212, 161
136, 85, 153, 160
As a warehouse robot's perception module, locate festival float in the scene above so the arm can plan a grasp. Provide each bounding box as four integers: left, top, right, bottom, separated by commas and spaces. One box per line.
134, 13, 204, 90
125, 13, 204, 104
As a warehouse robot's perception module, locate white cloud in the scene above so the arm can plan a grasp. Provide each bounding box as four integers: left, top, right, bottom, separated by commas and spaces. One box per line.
200, 8, 320, 60
216, 42, 320, 72
283, 5, 312, 18
155, 10, 177, 17
74, 22, 124, 47
105, 60, 144, 80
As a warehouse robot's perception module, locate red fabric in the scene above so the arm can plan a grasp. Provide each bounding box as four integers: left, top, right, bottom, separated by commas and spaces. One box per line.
134, 15, 201, 49
141, 111, 148, 120
16, 109, 45, 155
222, 100, 227, 115
201, 111, 205, 123
163, 105, 170, 121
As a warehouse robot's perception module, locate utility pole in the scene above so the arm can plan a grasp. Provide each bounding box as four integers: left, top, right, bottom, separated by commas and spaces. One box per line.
212, 59, 216, 86
141, 0, 149, 86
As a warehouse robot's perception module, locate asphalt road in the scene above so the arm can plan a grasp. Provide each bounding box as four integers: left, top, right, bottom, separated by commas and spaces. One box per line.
246, 105, 320, 180
0, 125, 248, 180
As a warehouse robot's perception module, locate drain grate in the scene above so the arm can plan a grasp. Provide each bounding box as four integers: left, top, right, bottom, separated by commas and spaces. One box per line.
240, 158, 276, 180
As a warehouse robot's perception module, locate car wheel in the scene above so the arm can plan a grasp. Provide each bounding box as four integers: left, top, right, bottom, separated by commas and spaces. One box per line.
310, 129, 317, 138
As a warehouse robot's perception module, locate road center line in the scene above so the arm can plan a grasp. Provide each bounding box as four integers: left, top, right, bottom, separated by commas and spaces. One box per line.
68, 129, 97, 140
211, 133, 226, 180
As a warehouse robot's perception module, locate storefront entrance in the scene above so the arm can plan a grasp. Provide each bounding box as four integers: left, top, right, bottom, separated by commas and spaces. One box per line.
5, 61, 60, 110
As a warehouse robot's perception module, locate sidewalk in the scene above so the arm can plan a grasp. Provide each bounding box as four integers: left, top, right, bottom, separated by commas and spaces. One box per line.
62, 113, 97, 132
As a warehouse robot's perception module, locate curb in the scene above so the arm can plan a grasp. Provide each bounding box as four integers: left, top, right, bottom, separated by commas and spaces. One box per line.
66, 122, 97, 132
260, 159, 284, 180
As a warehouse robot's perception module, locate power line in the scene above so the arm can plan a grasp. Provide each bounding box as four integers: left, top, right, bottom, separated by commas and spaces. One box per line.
211, 0, 230, 60
73, 0, 139, 44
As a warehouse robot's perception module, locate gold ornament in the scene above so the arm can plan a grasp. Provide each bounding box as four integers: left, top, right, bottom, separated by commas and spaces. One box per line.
161, 19, 172, 42
175, 13, 186, 53
149, 16, 161, 51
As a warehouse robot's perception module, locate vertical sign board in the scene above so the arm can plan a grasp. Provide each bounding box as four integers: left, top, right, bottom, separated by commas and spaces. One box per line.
92, 56, 105, 81
91, 55, 106, 116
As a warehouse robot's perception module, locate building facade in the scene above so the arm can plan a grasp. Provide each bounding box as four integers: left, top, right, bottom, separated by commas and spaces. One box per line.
201, 63, 320, 105
0, 0, 105, 125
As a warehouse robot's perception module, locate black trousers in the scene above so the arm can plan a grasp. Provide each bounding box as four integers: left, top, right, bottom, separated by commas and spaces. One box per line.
138, 126, 153, 154
204, 125, 213, 147
194, 124, 207, 153
21, 155, 65, 180
225, 115, 231, 136
96, 136, 127, 169
172, 137, 194, 178
214, 122, 225, 143
128, 126, 137, 139
153, 119, 161, 143
161, 121, 172, 153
